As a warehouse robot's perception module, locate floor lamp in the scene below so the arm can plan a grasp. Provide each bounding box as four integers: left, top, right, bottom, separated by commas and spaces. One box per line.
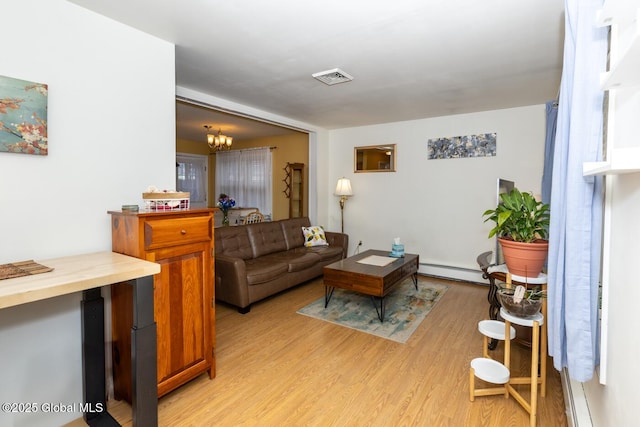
335, 177, 353, 234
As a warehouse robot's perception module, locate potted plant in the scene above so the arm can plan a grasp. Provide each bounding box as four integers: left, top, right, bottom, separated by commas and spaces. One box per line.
497, 285, 545, 317
483, 188, 550, 277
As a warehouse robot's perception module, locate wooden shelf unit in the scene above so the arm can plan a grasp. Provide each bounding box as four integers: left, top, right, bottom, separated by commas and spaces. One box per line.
284, 162, 304, 218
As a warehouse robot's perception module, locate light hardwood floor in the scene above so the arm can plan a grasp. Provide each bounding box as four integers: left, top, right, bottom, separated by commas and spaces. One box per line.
69, 276, 567, 426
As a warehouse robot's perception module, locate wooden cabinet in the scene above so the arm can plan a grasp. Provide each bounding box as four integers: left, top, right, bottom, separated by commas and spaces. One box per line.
108, 209, 215, 401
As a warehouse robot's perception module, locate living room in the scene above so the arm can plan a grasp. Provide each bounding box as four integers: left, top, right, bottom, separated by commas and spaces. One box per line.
1, 1, 639, 426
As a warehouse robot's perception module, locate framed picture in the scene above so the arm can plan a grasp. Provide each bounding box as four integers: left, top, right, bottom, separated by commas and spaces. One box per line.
0, 75, 48, 155
354, 144, 396, 172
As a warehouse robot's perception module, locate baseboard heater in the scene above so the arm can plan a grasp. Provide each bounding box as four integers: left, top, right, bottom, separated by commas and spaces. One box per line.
561, 367, 593, 427
418, 262, 487, 284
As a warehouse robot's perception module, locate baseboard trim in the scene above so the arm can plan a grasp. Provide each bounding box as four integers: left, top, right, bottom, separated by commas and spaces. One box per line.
561, 367, 592, 427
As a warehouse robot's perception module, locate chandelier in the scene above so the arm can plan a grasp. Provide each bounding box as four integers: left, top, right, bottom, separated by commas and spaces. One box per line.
204, 125, 233, 151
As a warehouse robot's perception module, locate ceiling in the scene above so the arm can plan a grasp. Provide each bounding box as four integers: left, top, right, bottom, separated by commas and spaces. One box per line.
69, 0, 565, 143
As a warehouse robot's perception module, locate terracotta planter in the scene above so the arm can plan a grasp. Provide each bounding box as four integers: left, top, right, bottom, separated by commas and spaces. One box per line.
498, 237, 549, 278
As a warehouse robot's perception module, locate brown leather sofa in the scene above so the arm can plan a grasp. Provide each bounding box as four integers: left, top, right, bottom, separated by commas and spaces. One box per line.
214, 217, 348, 313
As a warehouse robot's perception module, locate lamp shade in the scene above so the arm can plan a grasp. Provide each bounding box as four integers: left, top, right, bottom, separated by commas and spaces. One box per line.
335, 178, 353, 196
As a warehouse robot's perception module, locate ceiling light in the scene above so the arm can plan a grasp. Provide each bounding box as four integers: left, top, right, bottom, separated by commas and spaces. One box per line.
204, 125, 233, 151
312, 68, 354, 85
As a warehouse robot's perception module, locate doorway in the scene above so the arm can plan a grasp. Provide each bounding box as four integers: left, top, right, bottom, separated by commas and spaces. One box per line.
175, 98, 313, 220
176, 153, 208, 209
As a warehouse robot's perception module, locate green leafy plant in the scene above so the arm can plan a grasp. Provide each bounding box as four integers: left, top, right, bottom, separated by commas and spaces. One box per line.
483, 188, 550, 243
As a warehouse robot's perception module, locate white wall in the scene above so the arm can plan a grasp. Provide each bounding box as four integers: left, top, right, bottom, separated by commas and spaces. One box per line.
326, 105, 545, 280
0, 1, 175, 426
582, 141, 640, 423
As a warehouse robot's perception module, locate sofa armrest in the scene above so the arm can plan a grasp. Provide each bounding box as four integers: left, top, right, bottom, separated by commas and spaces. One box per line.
214, 255, 251, 309
325, 232, 349, 259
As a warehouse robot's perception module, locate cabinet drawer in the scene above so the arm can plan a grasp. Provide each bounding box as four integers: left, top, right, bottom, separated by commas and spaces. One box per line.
401, 261, 417, 277
144, 216, 212, 250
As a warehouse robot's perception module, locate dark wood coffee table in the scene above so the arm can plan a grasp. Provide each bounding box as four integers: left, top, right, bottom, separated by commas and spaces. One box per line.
323, 249, 419, 321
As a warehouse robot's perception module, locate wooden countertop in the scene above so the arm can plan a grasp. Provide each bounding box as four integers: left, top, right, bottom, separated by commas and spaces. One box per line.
0, 251, 160, 309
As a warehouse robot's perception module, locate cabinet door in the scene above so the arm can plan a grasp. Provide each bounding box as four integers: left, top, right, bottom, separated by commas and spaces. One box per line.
151, 242, 213, 396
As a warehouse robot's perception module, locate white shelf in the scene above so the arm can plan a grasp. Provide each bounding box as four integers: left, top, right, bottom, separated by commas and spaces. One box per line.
471, 358, 510, 384
596, 0, 640, 27
583, 147, 640, 176
487, 264, 547, 283
585, 3, 640, 176
478, 320, 516, 341
601, 13, 640, 89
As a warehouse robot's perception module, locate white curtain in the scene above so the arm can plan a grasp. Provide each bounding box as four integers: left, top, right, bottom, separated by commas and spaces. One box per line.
547, 0, 607, 382
215, 147, 272, 216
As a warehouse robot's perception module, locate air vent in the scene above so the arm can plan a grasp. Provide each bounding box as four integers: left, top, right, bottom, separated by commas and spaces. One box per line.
312, 68, 354, 85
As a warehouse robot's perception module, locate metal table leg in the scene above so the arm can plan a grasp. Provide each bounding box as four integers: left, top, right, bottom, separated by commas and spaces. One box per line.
370, 296, 385, 322
81, 274, 158, 427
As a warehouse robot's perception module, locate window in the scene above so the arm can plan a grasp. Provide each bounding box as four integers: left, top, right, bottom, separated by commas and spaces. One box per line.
215, 147, 272, 216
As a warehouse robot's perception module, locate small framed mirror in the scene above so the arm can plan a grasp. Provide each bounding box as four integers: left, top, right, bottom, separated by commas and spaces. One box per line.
354, 144, 396, 172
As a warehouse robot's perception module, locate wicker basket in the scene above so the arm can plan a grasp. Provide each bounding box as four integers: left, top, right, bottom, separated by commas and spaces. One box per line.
142, 192, 190, 211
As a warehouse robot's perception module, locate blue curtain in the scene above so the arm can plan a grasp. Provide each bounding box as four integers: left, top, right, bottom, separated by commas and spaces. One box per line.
547, 0, 607, 382
542, 101, 558, 205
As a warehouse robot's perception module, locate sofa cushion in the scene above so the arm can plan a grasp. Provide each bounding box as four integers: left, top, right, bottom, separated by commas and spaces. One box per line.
306, 245, 344, 261
275, 249, 321, 272
287, 252, 321, 272
247, 222, 287, 258
259, 249, 322, 273
302, 225, 329, 247
214, 225, 253, 260
280, 217, 312, 249
245, 258, 289, 285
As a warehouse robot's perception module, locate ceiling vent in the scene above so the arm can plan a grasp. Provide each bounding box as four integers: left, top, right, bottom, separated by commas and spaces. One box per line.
312, 68, 354, 85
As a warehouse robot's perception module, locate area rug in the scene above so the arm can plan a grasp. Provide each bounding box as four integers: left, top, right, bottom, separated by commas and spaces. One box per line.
297, 278, 448, 343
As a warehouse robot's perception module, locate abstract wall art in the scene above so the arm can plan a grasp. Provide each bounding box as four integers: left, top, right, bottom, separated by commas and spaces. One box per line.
0, 75, 48, 155
427, 132, 496, 160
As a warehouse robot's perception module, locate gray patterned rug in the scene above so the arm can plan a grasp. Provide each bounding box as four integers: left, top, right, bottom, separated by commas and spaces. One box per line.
297, 278, 448, 343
